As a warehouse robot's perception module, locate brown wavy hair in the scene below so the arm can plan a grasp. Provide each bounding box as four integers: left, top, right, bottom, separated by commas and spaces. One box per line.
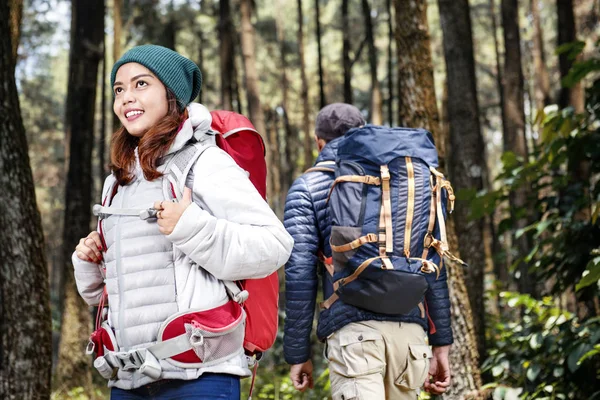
110, 89, 189, 186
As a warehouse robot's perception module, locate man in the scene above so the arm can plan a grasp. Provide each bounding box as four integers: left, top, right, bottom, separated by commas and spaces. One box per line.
283, 103, 453, 399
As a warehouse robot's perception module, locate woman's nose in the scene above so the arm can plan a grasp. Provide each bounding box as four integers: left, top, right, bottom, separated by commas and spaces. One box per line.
122, 89, 135, 104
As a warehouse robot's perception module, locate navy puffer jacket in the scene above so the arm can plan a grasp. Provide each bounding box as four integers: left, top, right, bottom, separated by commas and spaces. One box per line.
283, 138, 453, 365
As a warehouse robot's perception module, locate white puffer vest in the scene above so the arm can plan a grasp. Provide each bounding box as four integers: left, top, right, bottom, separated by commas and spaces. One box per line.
79, 103, 293, 389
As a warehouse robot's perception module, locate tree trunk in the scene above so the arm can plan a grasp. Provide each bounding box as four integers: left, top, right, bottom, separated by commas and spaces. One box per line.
239, 0, 272, 202
501, 0, 535, 296
56, 0, 104, 389
276, 0, 297, 199
8, 0, 23, 72
196, 0, 205, 103
387, 0, 394, 126
487, 0, 511, 296
438, 0, 489, 362
99, 26, 107, 185
531, 0, 551, 111
267, 110, 283, 217
162, 0, 176, 50
0, 3, 52, 398
394, 0, 443, 160
362, 0, 383, 124
557, 0, 584, 113
113, 0, 123, 132
342, 0, 352, 104
394, 1, 483, 397
219, 0, 234, 110
557, 0, 591, 222
298, 0, 313, 171
315, 0, 326, 109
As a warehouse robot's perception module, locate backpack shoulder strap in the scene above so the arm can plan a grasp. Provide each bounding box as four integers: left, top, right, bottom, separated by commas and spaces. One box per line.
305, 160, 336, 174
162, 136, 217, 200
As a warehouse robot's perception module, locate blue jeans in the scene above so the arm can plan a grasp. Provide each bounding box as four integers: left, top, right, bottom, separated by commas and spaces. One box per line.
110, 373, 241, 399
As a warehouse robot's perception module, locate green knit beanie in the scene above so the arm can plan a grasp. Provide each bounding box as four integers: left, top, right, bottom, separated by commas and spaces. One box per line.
111, 45, 202, 110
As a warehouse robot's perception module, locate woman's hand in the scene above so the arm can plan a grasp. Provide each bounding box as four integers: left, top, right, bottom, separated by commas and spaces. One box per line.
154, 187, 193, 235
75, 231, 104, 264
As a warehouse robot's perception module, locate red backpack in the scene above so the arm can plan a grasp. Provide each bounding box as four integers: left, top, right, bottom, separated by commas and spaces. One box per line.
209, 110, 279, 357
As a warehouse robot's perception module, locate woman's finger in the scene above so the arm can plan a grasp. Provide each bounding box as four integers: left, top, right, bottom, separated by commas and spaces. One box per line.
85, 237, 103, 261
88, 231, 104, 251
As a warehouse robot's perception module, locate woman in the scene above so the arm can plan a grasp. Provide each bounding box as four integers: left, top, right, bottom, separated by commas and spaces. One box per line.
73, 45, 293, 399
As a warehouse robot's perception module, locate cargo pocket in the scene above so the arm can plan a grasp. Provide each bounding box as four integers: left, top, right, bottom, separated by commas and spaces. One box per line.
332, 381, 359, 400
395, 343, 432, 390
329, 328, 385, 377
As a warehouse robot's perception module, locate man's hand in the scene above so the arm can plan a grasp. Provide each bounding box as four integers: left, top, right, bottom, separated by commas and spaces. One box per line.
424, 345, 451, 395
290, 360, 314, 392
153, 187, 193, 235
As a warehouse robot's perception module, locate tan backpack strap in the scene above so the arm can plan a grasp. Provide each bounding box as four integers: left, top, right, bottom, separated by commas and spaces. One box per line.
380, 165, 393, 253
404, 157, 415, 258
320, 292, 339, 309
330, 233, 378, 253
422, 175, 437, 259
327, 175, 381, 203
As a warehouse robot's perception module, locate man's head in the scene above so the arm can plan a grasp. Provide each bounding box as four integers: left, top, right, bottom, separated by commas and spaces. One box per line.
314, 103, 365, 151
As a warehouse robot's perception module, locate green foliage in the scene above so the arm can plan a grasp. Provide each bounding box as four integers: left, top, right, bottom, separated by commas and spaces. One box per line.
479, 44, 600, 399
482, 292, 600, 400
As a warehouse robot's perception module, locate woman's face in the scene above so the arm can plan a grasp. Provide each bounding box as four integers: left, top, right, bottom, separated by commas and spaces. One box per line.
113, 63, 169, 137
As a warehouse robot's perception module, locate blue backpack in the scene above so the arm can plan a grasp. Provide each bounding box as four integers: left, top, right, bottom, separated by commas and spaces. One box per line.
321, 125, 464, 315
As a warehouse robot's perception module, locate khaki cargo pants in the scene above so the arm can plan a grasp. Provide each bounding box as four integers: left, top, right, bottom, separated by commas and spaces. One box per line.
326, 321, 432, 400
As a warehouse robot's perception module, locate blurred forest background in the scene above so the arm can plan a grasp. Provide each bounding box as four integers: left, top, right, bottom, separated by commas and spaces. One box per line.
1, 0, 599, 399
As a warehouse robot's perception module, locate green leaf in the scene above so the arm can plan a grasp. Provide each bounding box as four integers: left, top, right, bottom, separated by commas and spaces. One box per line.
553, 366, 564, 377
492, 365, 504, 377
575, 257, 600, 291
568, 343, 590, 372
593, 203, 600, 224
529, 333, 543, 350
555, 40, 586, 59
527, 364, 541, 381
562, 59, 600, 88
578, 344, 600, 364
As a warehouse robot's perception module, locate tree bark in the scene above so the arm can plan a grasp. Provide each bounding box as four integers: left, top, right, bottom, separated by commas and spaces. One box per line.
314, 0, 326, 109
394, 0, 443, 159
297, 0, 313, 171
438, 0, 489, 362
394, 1, 483, 397
362, 0, 383, 124
196, 0, 205, 103
56, 0, 104, 389
162, 0, 176, 50
501, 0, 535, 296
342, 0, 352, 104
239, 0, 272, 202
557, 0, 584, 113
99, 23, 107, 186
113, 0, 123, 132
8, 0, 23, 72
276, 0, 297, 200
0, 3, 52, 398
219, 0, 235, 110
387, 0, 394, 126
531, 0, 551, 110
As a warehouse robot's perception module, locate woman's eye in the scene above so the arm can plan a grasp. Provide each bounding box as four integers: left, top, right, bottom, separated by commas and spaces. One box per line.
114, 87, 123, 95
136, 80, 148, 88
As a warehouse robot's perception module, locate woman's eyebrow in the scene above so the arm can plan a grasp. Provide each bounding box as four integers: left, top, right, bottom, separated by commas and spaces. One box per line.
113, 74, 155, 86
